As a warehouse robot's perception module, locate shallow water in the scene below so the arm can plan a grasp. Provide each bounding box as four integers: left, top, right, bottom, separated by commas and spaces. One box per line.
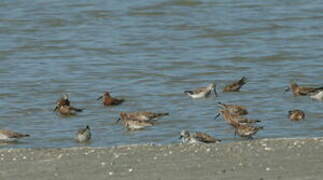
0, 0, 323, 148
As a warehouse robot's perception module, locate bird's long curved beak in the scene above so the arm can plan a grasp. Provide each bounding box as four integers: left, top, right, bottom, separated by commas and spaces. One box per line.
214, 113, 220, 120
97, 96, 103, 100
53, 106, 58, 112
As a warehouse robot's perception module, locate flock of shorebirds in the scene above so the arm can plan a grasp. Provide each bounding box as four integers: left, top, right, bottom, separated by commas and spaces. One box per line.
1, 77, 323, 145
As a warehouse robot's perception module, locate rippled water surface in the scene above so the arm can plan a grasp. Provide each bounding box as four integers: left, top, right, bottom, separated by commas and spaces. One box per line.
1, 0, 323, 148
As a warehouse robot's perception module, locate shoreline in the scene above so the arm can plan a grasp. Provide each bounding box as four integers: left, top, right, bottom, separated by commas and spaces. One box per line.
1, 137, 323, 180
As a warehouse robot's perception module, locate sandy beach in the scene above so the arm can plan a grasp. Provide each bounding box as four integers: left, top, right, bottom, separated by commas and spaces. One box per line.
1, 137, 323, 180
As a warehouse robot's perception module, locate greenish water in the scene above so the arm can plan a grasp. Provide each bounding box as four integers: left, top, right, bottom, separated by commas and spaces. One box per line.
0, 0, 323, 148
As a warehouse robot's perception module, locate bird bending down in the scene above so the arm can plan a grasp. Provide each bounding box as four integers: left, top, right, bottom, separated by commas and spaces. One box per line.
0, 129, 30, 142
233, 123, 263, 139
179, 130, 221, 144
223, 77, 247, 92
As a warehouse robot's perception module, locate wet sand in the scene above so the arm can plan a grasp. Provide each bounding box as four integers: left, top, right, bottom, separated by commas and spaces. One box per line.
1, 137, 323, 180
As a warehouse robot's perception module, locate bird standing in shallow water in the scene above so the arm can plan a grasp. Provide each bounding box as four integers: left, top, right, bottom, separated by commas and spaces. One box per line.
0, 129, 30, 142
285, 83, 323, 96
184, 83, 217, 98
75, 125, 91, 143
54, 95, 83, 116
97, 91, 124, 106
233, 124, 263, 139
217, 102, 248, 116
117, 112, 168, 130
223, 77, 247, 92
179, 130, 221, 144
216, 109, 260, 127
119, 112, 169, 122
118, 119, 155, 130
288, 109, 305, 121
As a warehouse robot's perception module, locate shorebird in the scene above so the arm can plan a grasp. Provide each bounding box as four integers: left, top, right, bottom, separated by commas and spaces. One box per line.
184, 83, 217, 99
233, 124, 263, 139
56, 94, 70, 107
223, 77, 247, 92
179, 130, 221, 144
97, 91, 124, 106
216, 109, 260, 127
0, 129, 30, 142
288, 109, 305, 121
55, 105, 83, 116
119, 112, 169, 122
75, 125, 91, 143
117, 118, 154, 130
54, 95, 83, 115
310, 91, 323, 101
285, 83, 323, 96
218, 102, 248, 116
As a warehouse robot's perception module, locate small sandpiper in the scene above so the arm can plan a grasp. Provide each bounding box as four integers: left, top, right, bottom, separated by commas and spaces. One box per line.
233, 124, 263, 139
288, 109, 305, 121
223, 76, 247, 92
218, 102, 248, 116
56, 94, 70, 107
117, 118, 154, 130
179, 130, 221, 144
0, 129, 30, 142
310, 90, 323, 101
285, 83, 323, 96
97, 91, 124, 106
75, 125, 91, 143
216, 109, 260, 127
54, 95, 83, 115
119, 112, 169, 122
184, 83, 217, 99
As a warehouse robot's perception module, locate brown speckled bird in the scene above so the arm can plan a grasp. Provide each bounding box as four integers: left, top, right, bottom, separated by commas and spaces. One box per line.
118, 118, 155, 130
54, 95, 83, 116
0, 129, 30, 142
218, 102, 248, 116
179, 130, 221, 144
223, 77, 247, 92
97, 91, 124, 106
286, 83, 323, 96
216, 109, 260, 127
119, 112, 169, 122
233, 123, 263, 139
288, 109, 305, 121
